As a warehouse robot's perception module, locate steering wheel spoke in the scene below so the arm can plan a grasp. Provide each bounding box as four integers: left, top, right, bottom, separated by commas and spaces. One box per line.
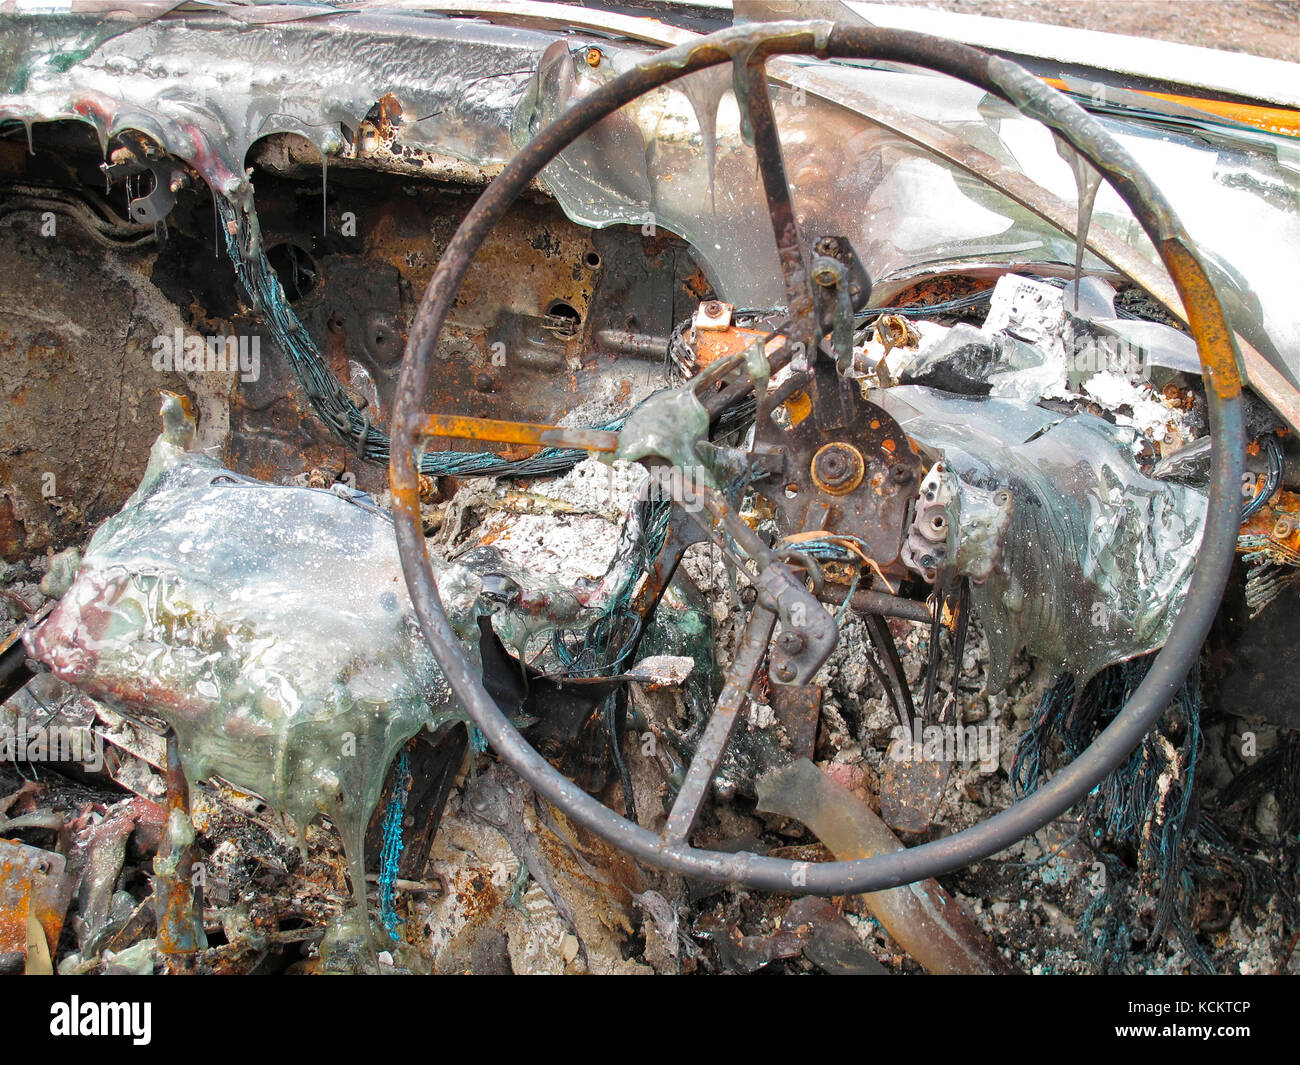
663, 603, 778, 844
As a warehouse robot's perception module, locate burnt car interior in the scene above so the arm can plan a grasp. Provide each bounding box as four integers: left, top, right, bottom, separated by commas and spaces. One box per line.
0, 1, 1298, 977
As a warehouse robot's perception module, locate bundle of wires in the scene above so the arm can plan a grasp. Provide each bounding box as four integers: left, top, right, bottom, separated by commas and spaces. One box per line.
1012, 656, 1208, 971
548, 496, 673, 679
219, 197, 637, 479
220, 196, 764, 481
858, 288, 996, 321
376, 749, 411, 937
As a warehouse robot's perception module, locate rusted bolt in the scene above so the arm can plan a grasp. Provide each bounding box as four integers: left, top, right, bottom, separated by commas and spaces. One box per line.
585, 47, 603, 67
812, 264, 839, 287
772, 661, 797, 683
695, 300, 733, 331
811, 442, 865, 495
474, 372, 494, 392
890, 463, 914, 484
776, 630, 805, 655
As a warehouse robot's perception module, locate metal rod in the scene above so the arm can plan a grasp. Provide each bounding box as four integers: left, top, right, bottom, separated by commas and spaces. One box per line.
850, 587, 933, 624
155, 732, 199, 968
663, 606, 777, 843
418, 413, 619, 453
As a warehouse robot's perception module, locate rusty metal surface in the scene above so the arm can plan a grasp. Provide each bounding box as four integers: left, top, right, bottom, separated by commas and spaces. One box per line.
752, 381, 924, 573
0, 837, 71, 974
230, 169, 688, 477
1239, 488, 1300, 554
417, 413, 619, 453
154, 732, 199, 966
880, 757, 952, 836
767, 682, 822, 762
695, 324, 771, 370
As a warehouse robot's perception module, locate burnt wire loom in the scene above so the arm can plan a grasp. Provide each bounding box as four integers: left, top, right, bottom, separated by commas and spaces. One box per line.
1013, 656, 1205, 968
217, 196, 625, 480
377, 749, 411, 937
218, 194, 760, 484
548, 498, 674, 679
1013, 656, 1297, 971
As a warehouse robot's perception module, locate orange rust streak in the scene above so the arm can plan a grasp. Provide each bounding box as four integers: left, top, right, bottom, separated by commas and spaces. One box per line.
417, 413, 619, 452
1039, 77, 1300, 138
1239, 489, 1300, 553
0, 859, 61, 962
1160, 239, 1243, 401
785, 390, 813, 427
695, 327, 780, 369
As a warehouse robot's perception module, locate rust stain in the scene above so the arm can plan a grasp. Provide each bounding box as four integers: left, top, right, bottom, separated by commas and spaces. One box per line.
417, 413, 618, 453
694, 325, 768, 369
1160, 239, 1243, 400
0, 844, 69, 968
886, 273, 988, 311
1240, 489, 1300, 554
785, 390, 812, 427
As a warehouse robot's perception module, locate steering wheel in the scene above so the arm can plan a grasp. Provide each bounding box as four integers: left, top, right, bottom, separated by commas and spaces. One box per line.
389, 21, 1246, 895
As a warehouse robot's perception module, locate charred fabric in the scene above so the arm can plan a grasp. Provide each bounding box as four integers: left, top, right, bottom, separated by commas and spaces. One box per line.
0, 8, 1297, 975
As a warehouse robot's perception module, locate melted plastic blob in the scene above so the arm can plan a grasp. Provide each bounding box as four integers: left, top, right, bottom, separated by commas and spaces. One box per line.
881, 385, 1208, 688
27, 407, 483, 959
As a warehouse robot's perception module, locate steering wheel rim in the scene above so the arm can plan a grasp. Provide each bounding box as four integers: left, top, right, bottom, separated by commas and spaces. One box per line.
390, 21, 1246, 894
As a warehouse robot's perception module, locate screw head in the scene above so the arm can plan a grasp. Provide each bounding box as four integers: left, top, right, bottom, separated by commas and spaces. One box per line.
776, 630, 806, 655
